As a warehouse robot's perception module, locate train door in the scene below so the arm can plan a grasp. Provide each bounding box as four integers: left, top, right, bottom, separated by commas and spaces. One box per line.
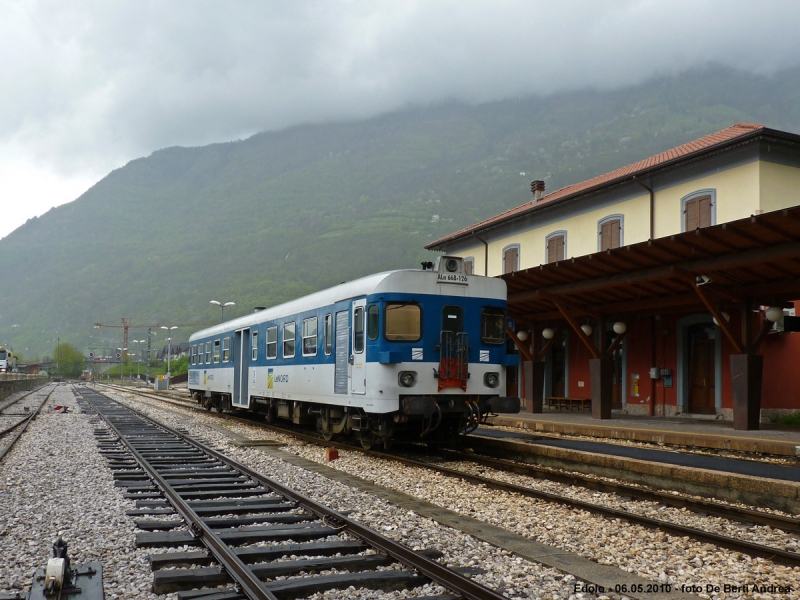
351, 299, 366, 394
233, 328, 250, 408
334, 310, 349, 394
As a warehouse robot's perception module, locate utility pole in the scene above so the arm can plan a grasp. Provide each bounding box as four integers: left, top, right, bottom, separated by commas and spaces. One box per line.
146, 328, 152, 384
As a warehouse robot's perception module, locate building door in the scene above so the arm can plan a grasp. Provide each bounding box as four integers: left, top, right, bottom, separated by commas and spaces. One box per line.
687, 323, 716, 414
608, 330, 624, 409
548, 332, 567, 397
233, 328, 250, 408
351, 299, 366, 394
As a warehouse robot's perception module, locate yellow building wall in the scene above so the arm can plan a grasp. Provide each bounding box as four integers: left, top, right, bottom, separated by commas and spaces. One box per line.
454, 159, 800, 277
652, 161, 760, 238
759, 161, 800, 214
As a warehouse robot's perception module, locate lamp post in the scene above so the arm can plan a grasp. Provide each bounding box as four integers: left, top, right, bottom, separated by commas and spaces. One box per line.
210, 300, 235, 323
160, 326, 178, 381
131, 340, 145, 385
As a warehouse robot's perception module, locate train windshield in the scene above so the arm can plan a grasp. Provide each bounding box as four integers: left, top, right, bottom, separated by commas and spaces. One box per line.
442, 306, 463, 334
385, 303, 421, 341
481, 307, 505, 344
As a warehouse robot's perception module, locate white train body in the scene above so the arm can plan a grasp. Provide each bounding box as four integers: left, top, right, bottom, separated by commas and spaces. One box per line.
188, 256, 519, 445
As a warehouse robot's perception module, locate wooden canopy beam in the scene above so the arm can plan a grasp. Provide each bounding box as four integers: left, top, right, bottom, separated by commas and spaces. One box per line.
692, 284, 745, 354
551, 298, 600, 359
505, 325, 534, 362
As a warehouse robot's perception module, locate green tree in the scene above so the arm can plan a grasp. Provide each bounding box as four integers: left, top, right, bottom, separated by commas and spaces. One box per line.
53, 342, 85, 378
170, 355, 189, 376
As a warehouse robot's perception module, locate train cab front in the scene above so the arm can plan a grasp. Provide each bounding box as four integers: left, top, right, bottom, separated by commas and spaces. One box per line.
390, 255, 520, 442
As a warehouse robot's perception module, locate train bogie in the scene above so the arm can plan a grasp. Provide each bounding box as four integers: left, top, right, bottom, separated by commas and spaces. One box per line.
188, 257, 520, 445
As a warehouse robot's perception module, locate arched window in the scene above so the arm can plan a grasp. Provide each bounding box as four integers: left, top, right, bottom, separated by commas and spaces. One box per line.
502, 245, 520, 274
545, 231, 567, 264
463, 256, 475, 275
682, 190, 716, 232
598, 215, 623, 251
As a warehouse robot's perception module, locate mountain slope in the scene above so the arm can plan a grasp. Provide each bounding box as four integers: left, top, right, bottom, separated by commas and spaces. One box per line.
3, 66, 800, 357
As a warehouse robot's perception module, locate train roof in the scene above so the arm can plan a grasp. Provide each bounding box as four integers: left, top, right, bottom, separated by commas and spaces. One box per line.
190, 268, 506, 341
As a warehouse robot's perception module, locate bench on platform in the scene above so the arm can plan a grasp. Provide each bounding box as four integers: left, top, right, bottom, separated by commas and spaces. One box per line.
546, 397, 591, 411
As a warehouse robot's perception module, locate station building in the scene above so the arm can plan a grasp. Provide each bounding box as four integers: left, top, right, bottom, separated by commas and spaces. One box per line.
427, 123, 800, 429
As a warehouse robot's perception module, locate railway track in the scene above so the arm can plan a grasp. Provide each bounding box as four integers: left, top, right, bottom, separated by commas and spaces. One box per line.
79, 387, 508, 599
99, 383, 800, 569
0, 385, 53, 463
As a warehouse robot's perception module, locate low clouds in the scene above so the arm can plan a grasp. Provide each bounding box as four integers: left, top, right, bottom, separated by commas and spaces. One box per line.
1, 0, 799, 236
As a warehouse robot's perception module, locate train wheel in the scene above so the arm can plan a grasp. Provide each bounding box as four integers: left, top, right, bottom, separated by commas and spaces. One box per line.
359, 435, 372, 451
322, 431, 333, 442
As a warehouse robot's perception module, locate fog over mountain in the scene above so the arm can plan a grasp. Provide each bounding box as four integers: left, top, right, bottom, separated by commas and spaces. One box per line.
2, 1, 800, 238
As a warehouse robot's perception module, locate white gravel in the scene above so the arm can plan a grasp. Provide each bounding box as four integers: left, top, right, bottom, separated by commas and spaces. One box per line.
110, 390, 596, 599
0, 384, 167, 599
112, 389, 800, 600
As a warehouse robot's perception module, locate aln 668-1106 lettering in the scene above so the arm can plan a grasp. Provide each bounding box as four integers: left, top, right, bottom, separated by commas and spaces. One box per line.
188, 256, 520, 448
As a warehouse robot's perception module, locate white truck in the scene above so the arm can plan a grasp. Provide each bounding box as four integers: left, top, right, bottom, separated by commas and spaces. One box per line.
0, 346, 17, 373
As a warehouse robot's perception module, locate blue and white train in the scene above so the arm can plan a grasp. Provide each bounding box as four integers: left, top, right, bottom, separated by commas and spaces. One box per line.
188, 256, 520, 447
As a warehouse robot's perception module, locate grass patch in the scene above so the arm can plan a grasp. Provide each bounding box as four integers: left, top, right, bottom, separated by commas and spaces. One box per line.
774, 412, 800, 427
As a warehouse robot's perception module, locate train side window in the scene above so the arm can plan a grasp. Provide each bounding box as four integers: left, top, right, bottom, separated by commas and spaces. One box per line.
222, 337, 230, 362
302, 317, 318, 356
213, 340, 221, 363
199, 343, 205, 364
324, 314, 332, 355
385, 303, 421, 341
252, 331, 258, 361
205, 342, 211, 363
367, 305, 379, 340
191, 345, 196, 365
266, 326, 277, 359
283, 322, 296, 358
481, 307, 505, 345
354, 307, 365, 353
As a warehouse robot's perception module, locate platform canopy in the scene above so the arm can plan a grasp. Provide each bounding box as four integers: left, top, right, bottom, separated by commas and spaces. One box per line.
503, 205, 800, 342
501, 205, 800, 430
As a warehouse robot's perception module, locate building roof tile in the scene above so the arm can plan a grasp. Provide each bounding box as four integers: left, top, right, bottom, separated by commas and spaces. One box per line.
427, 122, 765, 248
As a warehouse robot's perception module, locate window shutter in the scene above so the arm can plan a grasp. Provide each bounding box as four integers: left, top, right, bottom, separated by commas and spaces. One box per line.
503, 247, 518, 274
685, 198, 698, 231
600, 222, 611, 251
464, 259, 474, 275
698, 195, 712, 228
548, 235, 565, 263
610, 219, 620, 248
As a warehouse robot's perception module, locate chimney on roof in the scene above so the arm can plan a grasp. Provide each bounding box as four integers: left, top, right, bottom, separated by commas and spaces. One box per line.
530, 180, 545, 202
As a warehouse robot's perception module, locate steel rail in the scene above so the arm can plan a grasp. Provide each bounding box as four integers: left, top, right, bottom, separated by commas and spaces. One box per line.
0, 387, 53, 463
83, 395, 279, 600
103, 384, 800, 565
87, 390, 507, 600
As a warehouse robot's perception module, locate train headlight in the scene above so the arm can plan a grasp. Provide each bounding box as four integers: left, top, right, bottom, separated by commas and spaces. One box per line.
484, 372, 499, 388
398, 371, 417, 387
445, 258, 459, 272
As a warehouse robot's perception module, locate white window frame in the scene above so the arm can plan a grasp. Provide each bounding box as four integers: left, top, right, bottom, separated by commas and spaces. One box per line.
283, 322, 296, 359
213, 340, 221, 363
266, 326, 277, 360
252, 331, 258, 361
222, 337, 230, 362
681, 189, 716, 232
463, 256, 475, 275
597, 215, 624, 251
302, 317, 318, 357
502, 244, 520, 274
545, 231, 567, 264
191, 345, 196, 365
205, 341, 211, 363
324, 314, 332, 356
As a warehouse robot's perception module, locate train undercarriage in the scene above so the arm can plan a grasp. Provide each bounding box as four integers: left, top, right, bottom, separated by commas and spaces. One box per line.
190, 391, 519, 449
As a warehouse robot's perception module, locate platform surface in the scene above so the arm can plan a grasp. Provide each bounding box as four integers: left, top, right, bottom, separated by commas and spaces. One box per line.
486, 409, 800, 456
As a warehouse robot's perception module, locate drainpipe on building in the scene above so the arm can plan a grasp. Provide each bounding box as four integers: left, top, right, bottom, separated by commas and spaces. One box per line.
650, 316, 657, 417
633, 177, 655, 240
475, 235, 489, 276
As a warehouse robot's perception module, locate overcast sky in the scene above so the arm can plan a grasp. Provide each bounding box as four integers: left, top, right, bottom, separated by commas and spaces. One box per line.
1, 0, 799, 239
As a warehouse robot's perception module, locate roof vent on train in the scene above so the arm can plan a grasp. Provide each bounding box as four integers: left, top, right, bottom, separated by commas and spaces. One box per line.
254, 307, 266, 313
433, 255, 464, 274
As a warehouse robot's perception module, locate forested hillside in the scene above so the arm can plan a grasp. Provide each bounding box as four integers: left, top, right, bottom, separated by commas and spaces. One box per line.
3, 66, 800, 357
